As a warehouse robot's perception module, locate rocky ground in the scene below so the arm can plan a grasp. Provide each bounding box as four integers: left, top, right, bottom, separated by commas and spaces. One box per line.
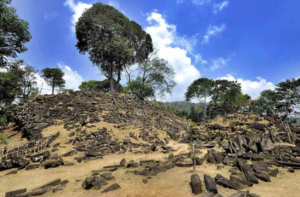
1, 91, 300, 197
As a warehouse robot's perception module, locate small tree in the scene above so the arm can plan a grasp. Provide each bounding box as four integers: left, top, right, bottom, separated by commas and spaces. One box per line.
126, 77, 155, 102
41, 68, 65, 94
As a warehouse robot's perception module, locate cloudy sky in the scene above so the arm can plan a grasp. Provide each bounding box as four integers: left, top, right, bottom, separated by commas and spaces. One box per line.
10, 0, 300, 100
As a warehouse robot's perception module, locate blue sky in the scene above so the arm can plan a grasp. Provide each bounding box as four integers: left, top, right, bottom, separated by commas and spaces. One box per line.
10, 0, 300, 101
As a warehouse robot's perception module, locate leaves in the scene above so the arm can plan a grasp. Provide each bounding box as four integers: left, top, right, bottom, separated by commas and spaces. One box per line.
75, 3, 153, 91
41, 68, 65, 94
0, 0, 32, 67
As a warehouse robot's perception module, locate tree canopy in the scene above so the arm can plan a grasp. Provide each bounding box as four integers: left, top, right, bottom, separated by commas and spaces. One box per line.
0, 0, 32, 67
41, 68, 65, 95
75, 3, 153, 92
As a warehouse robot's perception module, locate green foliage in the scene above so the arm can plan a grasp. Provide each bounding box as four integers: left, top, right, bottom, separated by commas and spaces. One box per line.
190, 121, 195, 127
0, 0, 32, 67
75, 3, 153, 92
0, 71, 20, 105
0, 134, 8, 144
252, 89, 278, 114
8, 63, 38, 99
126, 77, 155, 101
128, 50, 176, 100
185, 78, 215, 119
41, 68, 65, 95
62, 88, 74, 94
79, 79, 122, 92
0, 114, 7, 128
185, 78, 215, 102
276, 78, 300, 105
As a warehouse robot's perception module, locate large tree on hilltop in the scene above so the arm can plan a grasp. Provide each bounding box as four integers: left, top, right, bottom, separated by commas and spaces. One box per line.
0, 0, 32, 68
75, 3, 153, 92
41, 68, 65, 95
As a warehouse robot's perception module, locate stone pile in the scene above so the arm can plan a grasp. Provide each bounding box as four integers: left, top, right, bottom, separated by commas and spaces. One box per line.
9, 91, 188, 141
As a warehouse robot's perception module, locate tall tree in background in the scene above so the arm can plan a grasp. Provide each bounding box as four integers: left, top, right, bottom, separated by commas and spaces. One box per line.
8, 64, 38, 99
41, 68, 65, 95
75, 3, 153, 92
0, 0, 31, 68
185, 78, 215, 119
252, 89, 278, 114
276, 78, 300, 107
135, 50, 176, 99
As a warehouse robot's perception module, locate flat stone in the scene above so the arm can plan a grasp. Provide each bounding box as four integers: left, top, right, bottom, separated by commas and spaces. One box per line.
101, 173, 115, 180
101, 183, 121, 193
5, 188, 27, 197
215, 174, 245, 190
254, 173, 271, 182
25, 164, 40, 170
61, 150, 77, 157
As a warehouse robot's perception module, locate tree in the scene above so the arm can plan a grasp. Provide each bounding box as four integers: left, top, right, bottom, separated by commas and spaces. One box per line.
276, 78, 300, 106
0, 0, 32, 68
137, 50, 176, 99
8, 63, 38, 99
79, 79, 122, 92
185, 78, 215, 119
220, 86, 245, 113
211, 79, 241, 105
126, 77, 155, 102
79, 80, 105, 91
75, 3, 153, 92
41, 68, 65, 95
252, 89, 278, 114
0, 71, 20, 105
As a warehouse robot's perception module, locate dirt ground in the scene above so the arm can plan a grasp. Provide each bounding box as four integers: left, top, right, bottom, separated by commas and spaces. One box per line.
1, 120, 300, 197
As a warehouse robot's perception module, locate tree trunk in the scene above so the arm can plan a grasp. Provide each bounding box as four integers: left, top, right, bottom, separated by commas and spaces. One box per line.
52, 84, 55, 95
109, 64, 114, 92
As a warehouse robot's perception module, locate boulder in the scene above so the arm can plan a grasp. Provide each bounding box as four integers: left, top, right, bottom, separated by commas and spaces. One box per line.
190, 174, 202, 194
215, 174, 244, 190
204, 174, 218, 194
101, 173, 115, 181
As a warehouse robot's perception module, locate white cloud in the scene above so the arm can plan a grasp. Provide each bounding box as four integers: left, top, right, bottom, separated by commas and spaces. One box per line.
217, 74, 276, 99
57, 62, 84, 90
194, 54, 207, 65
64, 0, 92, 31
34, 62, 84, 94
44, 12, 59, 20
175, 35, 198, 55
211, 57, 229, 71
213, 1, 229, 14
192, 0, 211, 6
108, 1, 120, 8
202, 23, 226, 44
145, 11, 201, 101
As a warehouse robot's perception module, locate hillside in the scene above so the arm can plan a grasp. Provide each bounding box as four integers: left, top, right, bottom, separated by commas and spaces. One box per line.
1, 91, 300, 197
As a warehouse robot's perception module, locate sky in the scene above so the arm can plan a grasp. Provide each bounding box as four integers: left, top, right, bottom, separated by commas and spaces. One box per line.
8, 0, 300, 101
